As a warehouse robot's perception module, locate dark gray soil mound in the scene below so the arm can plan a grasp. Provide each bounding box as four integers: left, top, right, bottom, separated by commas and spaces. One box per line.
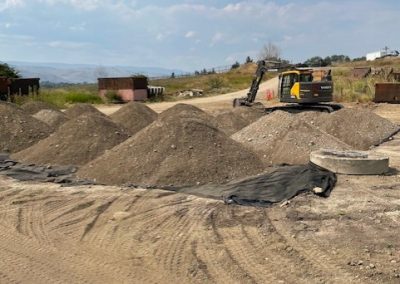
110, 102, 157, 135
64, 103, 105, 118
315, 108, 399, 150
21, 101, 59, 115
0, 103, 52, 153
212, 110, 249, 135
232, 111, 351, 165
159, 103, 216, 122
12, 113, 129, 166
78, 109, 265, 186
32, 109, 69, 130
232, 107, 265, 124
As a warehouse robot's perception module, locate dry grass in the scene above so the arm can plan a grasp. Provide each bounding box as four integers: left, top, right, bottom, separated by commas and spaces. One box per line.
149, 63, 274, 98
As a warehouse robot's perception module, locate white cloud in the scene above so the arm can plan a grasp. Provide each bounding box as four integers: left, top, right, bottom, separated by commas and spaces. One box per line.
0, 0, 24, 11
39, 0, 102, 11
48, 40, 89, 49
69, 22, 86, 31
210, 32, 223, 46
185, 31, 196, 39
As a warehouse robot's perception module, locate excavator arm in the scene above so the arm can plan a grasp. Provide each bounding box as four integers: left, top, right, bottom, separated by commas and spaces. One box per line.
233, 60, 282, 107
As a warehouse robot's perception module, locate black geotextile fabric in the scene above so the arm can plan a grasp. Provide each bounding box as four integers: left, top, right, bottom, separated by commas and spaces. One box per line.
1, 152, 336, 206
0, 153, 93, 186
165, 164, 337, 207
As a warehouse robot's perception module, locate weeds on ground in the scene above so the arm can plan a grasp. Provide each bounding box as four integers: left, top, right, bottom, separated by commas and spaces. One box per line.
14, 88, 103, 108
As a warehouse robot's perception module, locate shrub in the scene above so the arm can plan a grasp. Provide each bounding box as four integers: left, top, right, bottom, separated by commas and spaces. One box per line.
65, 92, 103, 104
104, 91, 123, 103
207, 77, 224, 90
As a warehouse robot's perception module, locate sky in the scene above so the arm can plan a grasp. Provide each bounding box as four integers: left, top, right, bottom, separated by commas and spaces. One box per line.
0, 0, 399, 71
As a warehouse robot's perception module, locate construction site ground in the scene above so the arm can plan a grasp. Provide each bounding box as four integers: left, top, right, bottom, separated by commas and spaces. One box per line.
1, 81, 400, 283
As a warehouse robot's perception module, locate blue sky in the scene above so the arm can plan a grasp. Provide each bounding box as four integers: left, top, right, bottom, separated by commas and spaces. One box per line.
0, 0, 399, 71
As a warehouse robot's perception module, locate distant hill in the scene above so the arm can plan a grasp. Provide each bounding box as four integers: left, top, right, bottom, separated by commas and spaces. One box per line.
7, 61, 186, 84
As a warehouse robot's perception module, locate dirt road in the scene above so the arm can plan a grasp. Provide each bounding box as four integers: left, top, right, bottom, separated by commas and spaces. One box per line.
97, 77, 279, 115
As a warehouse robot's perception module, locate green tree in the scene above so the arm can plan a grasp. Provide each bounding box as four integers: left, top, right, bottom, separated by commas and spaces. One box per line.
0, 62, 20, 78
231, 61, 240, 69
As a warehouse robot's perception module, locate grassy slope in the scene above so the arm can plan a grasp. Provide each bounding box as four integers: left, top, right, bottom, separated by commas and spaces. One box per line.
149, 63, 274, 99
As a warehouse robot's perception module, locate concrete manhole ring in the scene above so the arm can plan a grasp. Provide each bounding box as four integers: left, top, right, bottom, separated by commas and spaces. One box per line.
310, 149, 389, 175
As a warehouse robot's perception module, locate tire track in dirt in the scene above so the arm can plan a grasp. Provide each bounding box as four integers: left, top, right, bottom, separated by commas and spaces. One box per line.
166, 206, 214, 282
267, 209, 360, 283
203, 204, 258, 284
241, 208, 328, 283
80, 197, 119, 240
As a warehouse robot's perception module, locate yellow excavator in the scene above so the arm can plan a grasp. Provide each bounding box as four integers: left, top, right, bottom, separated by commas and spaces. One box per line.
233, 60, 342, 113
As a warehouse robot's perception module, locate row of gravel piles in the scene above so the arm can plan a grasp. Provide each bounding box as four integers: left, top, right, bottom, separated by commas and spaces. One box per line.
12, 113, 130, 166
77, 104, 265, 186
232, 108, 399, 165
0, 102, 52, 153
231, 111, 351, 165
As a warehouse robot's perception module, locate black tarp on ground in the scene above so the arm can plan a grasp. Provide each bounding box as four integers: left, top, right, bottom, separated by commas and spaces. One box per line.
1, 153, 336, 206
165, 164, 336, 207
0, 154, 92, 186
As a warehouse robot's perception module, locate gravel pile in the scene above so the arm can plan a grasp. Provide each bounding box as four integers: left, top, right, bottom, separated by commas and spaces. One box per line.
21, 101, 59, 115
0, 103, 52, 153
64, 103, 106, 118
33, 109, 69, 130
232, 111, 351, 165
314, 108, 400, 150
110, 102, 157, 135
232, 107, 265, 124
12, 113, 129, 166
212, 110, 249, 135
77, 105, 264, 187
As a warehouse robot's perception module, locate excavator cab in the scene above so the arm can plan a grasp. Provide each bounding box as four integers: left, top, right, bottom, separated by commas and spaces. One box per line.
278, 69, 334, 104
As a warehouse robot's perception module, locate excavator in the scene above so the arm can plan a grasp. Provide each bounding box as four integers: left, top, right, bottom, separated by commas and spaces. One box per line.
233, 60, 342, 113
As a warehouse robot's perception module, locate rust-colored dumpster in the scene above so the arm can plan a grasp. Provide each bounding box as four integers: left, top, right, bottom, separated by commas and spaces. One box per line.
374, 83, 400, 103
98, 76, 148, 102
352, 67, 371, 78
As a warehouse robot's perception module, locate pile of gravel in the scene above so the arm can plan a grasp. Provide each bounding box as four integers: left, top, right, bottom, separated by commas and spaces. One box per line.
212, 110, 249, 135
12, 113, 129, 166
232, 111, 351, 165
231, 107, 265, 124
314, 108, 400, 150
21, 101, 59, 115
110, 102, 157, 135
77, 105, 264, 186
32, 109, 69, 130
64, 103, 105, 118
0, 103, 52, 153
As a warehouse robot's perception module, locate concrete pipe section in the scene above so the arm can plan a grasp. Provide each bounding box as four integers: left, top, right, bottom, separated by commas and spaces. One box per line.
310, 149, 389, 175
